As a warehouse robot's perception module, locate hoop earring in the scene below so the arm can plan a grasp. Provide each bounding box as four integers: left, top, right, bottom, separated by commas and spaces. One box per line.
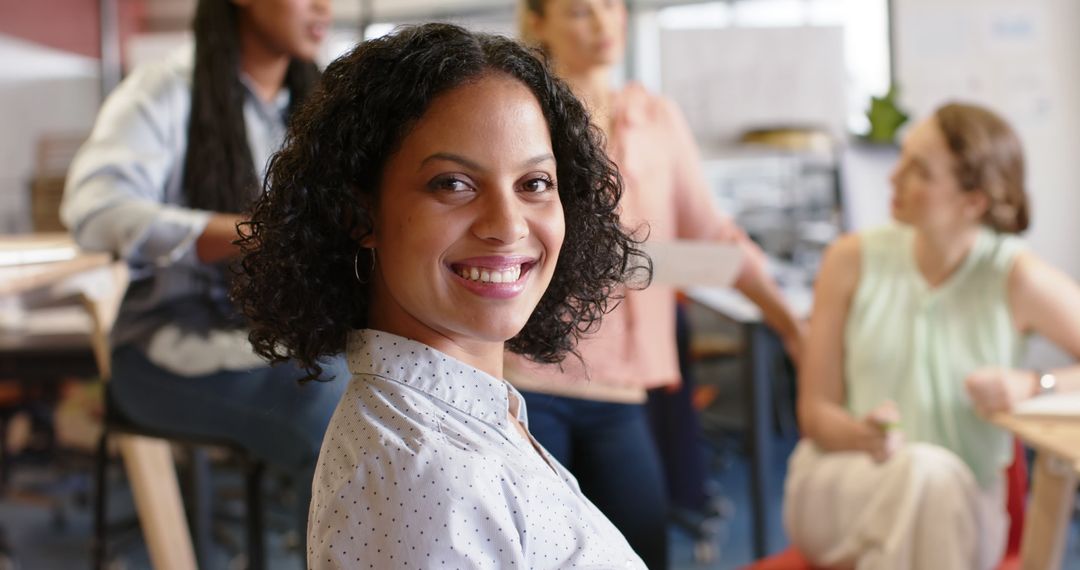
354, 248, 376, 284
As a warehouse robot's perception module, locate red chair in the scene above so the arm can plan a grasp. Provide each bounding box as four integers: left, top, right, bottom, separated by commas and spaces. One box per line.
745, 439, 1027, 570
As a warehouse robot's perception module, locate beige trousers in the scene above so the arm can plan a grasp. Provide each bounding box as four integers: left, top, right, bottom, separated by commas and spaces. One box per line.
783, 441, 1008, 570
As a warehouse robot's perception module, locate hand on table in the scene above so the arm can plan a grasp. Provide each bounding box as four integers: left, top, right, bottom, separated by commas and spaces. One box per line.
964, 366, 1038, 417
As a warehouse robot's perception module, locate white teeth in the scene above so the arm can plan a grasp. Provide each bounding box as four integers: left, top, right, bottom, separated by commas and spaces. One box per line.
457, 264, 524, 283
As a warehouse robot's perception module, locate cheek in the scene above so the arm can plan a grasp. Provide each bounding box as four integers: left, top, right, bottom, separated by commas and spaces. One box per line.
565, 24, 592, 48
256, 9, 296, 50
389, 210, 460, 274
552, 214, 566, 251
611, 7, 628, 34
538, 205, 566, 260
906, 185, 930, 207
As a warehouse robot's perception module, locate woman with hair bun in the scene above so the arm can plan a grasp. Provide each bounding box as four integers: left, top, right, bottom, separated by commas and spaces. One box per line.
786, 102, 1080, 569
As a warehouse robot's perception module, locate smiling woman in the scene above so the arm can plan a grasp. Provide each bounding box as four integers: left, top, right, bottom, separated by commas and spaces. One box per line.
362, 75, 567, 360
232, 23, 651, 568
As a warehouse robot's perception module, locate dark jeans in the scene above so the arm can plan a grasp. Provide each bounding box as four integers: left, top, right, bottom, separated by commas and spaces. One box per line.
110, 346, 348, 532
646, 303, 711, 511
521, 391, 669, 570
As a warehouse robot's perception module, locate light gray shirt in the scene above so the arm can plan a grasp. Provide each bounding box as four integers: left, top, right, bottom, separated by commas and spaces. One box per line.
60, 47, 288, 374
309, 330, 645, 569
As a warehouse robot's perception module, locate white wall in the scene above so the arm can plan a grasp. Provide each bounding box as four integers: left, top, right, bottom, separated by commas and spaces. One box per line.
895, 0, 1080, 367
0, 35, 100, 234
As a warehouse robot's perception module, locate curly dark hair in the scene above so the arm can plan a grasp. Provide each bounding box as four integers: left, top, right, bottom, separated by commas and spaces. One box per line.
233, 23, 650, 381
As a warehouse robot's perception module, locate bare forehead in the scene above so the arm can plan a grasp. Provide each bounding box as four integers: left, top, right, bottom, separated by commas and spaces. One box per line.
406, 76, 547, 139
902, 117, 953, 169
387, 74, 553, 169
430, 74, 537, 113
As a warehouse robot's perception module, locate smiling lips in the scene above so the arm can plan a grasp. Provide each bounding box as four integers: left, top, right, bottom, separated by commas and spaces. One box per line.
455, 265, 522, 284
449, 257, 537, 299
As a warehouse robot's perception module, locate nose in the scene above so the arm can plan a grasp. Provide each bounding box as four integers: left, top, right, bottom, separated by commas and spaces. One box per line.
889, 160, 904, 188
472, 189, 529, 245
312, 0, 331, 17
591, 8, 608, 35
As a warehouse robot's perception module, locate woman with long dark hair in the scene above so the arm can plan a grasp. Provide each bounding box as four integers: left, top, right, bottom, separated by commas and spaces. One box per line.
61, 0, 345, 542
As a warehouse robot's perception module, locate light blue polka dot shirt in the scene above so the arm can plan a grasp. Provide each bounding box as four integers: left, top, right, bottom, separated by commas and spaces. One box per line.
308, 329, 646, 569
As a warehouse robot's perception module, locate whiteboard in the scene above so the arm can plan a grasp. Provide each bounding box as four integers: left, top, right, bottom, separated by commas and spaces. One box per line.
659, 26, 847, 143
894, 1, 1056, 128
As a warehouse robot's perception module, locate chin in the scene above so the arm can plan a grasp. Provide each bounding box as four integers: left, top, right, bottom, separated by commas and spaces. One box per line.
461, 315, 532, 345
289, 41, 320, 63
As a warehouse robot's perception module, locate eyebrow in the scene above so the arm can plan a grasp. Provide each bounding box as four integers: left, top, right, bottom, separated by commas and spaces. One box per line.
419, 152, 555, 172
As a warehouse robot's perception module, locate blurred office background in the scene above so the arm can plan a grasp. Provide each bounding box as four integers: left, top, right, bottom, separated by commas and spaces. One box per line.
2, 0, 1079, 568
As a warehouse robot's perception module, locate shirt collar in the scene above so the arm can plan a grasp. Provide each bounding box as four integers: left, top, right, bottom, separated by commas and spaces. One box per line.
346, 329, 519, 426
237, 71, 291, 123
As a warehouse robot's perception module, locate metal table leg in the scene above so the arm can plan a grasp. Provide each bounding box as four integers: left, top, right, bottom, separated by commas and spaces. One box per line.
744, 322, 775, 559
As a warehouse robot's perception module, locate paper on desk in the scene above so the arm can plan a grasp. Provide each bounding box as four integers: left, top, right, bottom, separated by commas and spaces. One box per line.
0, 236, 77, 266
642, 240, 744, 288
1012, 391, 1080, 421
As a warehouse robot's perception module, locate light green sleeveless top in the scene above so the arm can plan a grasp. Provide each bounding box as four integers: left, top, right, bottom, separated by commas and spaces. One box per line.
844, 224, 1026, 486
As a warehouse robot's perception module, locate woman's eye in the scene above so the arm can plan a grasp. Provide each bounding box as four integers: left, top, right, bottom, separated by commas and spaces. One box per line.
429, 176, 472, 193
522, 177, 555, 193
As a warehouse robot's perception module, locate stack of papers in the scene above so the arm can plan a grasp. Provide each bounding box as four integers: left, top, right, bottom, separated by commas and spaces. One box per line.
0, 236, 77, 267
643, 241, 744, 288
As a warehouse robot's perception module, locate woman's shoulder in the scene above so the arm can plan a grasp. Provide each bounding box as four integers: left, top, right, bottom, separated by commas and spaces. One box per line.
824, 232, 863, 263
818, 232, 863, 290
822, 228, 919, 304
615, 82, 682, 127
112, 46, 194, 110
850, 223, 914, 263
980, 228, 1027, 272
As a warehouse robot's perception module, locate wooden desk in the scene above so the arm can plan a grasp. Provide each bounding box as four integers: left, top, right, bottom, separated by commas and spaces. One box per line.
0, 252, 111, 297
0, 234, 197, 570
684, 283, 812, 559
993, 414, 1080, 570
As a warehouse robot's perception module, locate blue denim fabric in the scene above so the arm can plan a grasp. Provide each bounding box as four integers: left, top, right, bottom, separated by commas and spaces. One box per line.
110, 345, 348, 524
520, 391, 669, 569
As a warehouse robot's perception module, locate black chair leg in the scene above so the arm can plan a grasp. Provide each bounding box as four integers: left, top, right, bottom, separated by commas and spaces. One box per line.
186, 446, 213, 569
0, 409, 12, 491
92, 430, 109, 570
246, 461, 266, 570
